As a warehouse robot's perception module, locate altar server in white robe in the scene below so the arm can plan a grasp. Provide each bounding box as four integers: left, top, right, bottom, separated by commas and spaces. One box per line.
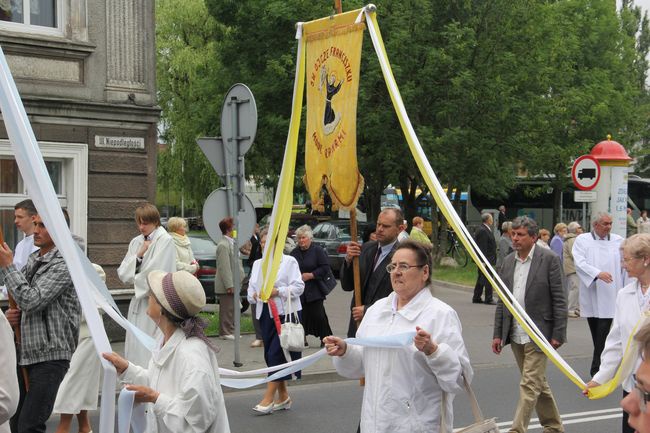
573, 212, 625, 377
118, 203, 176, 367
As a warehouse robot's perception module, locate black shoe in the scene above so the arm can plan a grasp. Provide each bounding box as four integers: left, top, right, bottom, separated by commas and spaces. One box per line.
472, 299, 483, 304
484, 299, 496, 305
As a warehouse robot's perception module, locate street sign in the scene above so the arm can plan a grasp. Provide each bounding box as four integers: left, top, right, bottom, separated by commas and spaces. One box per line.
202, 188, 256, 248
197, 137, 235, 181
574, 190, 597, 202
221, 83, 257, 155
571, 155, 601, 191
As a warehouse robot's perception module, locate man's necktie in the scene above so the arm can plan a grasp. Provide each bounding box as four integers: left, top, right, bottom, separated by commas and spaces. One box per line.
372, 246, 382, 271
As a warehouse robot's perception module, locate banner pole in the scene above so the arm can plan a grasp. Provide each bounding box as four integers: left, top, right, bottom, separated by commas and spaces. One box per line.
334, 0, 342, 13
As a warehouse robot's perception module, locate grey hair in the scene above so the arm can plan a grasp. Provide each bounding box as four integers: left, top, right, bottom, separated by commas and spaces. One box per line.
501, 221, 512, 232
567, 221, 581, 234
591, 211, 611, 225
511, 216, 539, 237
294, 224, 313, 239
481, 213, 492, 223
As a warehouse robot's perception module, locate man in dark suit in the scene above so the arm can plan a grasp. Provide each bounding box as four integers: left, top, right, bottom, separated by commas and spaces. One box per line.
492, 216, 567, 433
473, 212, 497, 304
341, 207, 405, 337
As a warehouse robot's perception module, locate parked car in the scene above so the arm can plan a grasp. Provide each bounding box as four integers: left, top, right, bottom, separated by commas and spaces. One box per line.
188, 235, 249, 312
258, 212, 330, 239
311, 220, 368, 274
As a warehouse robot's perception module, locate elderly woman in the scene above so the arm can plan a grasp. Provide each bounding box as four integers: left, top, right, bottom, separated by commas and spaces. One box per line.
496, 221, 513, 271
622, 323, 650, 433
103, 270, 230, 433
584, 233, 650, 433
290, 225, 333, 347
549, 223, 568, 263
536, 228, 551, 249
167, 217, 198, 274
324, 240, 472, 433
248, 231, 305, 414
409, 217, 432, 246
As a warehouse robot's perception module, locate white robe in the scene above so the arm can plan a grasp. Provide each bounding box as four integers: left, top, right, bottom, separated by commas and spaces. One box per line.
120, 329, 231, 433
333, 289, 472, 433
117, 226, 176, 367
0, 313, 18, 433
572, 232, 624, 318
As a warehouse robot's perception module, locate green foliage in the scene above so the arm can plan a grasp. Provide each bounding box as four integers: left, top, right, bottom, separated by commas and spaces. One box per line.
157, 0, 650, 224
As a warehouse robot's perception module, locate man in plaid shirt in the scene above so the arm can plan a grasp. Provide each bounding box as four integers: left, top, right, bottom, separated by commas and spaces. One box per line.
1, 213, 80, 433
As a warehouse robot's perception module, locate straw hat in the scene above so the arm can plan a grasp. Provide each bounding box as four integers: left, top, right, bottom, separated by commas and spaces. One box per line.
147, 270, 206, 319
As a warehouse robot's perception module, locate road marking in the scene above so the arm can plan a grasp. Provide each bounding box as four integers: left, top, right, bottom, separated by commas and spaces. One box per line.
454, 408, 622, 432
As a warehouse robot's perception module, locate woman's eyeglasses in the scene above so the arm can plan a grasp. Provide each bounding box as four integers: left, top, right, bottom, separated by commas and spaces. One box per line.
386, 263, 425, 273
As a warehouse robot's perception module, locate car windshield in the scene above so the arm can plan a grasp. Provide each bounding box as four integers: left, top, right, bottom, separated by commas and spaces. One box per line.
189, 236, 216, 255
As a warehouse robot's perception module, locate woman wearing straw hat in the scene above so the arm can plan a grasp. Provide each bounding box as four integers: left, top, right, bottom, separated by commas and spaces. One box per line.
103, 270, 230, 433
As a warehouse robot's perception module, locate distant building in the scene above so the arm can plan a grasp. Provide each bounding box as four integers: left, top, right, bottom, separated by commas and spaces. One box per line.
0, 1, 160, 291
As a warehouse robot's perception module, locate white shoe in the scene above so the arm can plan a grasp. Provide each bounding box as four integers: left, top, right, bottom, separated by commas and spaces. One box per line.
250, 339, 263, 347
273, 397, 292, 411
252, 401, 275, 414
220, 334, 235, 340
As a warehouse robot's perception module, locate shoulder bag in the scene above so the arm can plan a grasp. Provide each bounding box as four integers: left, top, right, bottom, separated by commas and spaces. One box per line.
279, 287, 305, 352
441, 375, 500, 433
317, 266, 337, 297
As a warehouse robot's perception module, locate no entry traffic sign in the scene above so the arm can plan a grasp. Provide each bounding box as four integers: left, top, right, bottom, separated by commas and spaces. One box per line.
571, 155, 601, 191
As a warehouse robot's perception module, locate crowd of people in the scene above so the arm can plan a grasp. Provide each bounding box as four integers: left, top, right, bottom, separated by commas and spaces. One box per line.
3, 200, 650, 433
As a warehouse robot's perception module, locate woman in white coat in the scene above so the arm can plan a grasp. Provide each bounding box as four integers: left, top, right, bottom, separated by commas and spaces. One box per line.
167, 217, 198, 274
0, 312, 19, 433
584, 233, 650, 433
324, 240, 472, 433
117, 203, 176, 368
247, 230, 304, 414
103, 270, 230, 433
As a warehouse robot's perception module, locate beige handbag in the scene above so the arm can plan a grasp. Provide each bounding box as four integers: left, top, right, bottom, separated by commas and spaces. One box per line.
441, 375, 500, 433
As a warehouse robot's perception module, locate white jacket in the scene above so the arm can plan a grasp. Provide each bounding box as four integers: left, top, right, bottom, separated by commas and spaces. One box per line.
0, 313, 18, 433
247, 255, 304, 319
121, 328, 230, 433
333, 288, 472, 433
170, 232, 198, 274
593, 281, 644, 392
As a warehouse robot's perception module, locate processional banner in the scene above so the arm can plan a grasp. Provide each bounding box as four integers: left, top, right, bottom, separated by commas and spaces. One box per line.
303, 12, 365, 211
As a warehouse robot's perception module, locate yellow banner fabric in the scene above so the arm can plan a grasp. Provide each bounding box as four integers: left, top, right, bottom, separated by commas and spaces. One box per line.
303, 11, 365, 211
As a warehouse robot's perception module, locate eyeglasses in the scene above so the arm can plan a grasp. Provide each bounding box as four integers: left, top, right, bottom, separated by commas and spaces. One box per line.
633, 374, 650, 413
386, 263, 425, 273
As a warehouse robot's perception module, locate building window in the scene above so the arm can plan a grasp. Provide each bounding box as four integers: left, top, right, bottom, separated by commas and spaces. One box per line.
0, 140, 88, 250
1, 0, 57, 28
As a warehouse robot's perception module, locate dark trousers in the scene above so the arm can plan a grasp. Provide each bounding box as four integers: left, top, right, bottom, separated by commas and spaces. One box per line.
473, 271, 493, 302
259, 304, 302, 381
10, 360, 69, 433
251, 303, 263, 340
622, 390, 635, 433
586, 317, 613, 377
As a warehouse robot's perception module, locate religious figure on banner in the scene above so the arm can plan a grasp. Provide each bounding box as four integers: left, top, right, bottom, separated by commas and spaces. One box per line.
303, 12, 365, 212
319, 66, 343, 135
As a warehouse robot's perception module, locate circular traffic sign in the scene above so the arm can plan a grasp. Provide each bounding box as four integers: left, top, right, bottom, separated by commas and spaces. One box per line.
203, 188, 256, 247
571, 155, 601, 191
221, 83, 257, 156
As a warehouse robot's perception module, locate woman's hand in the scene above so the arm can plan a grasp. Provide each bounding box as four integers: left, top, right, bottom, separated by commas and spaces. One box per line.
582, 380, 600, 397
414, 326, 438, 356
125, 384, 160, 403
102, 352, 129, 374
270, 287, 279, 297
323, 336, 347, 357
301, 272, 314, 282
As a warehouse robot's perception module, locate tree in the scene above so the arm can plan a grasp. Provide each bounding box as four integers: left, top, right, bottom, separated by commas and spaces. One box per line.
156, 0, 226, 210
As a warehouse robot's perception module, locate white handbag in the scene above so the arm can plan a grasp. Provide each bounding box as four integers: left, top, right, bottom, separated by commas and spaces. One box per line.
441, 375, 500, 433
279, 287, 305, 352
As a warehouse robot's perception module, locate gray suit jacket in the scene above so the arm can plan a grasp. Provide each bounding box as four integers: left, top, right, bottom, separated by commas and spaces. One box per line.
493, 246, 567, 348
214, 238, 243, 295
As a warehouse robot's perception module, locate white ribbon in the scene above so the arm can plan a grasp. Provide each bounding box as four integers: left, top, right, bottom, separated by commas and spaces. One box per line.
118, 389, 147, 433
